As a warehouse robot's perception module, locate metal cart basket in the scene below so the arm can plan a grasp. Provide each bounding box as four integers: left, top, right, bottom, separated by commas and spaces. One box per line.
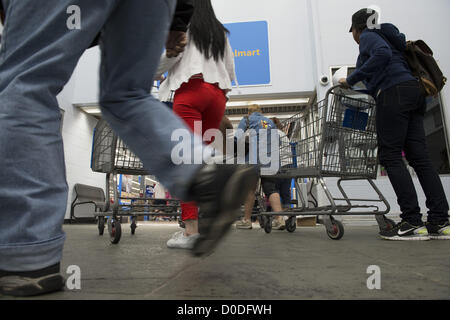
91, 119, 181, 244
257, 85, 394, 239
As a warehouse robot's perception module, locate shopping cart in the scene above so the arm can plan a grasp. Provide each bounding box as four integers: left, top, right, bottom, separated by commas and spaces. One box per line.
257, 85, 394, 239
91, 119, 181, 244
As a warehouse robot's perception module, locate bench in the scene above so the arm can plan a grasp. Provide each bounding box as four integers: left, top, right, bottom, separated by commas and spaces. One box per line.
70, 184, 107, 223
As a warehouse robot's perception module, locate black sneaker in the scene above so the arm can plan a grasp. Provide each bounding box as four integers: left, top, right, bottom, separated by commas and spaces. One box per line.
426, 221, 450, 240
0, 263, 65, 297
379, 221, 430, 241
190, 164, 258, 256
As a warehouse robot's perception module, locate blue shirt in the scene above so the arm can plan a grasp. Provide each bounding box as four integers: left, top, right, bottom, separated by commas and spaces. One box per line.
236, 113, 278, 168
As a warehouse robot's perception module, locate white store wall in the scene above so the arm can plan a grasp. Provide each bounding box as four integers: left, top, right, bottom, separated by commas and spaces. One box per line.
71, 0, 316, 104
213, 0, 315, 98
312, 0, 450, 117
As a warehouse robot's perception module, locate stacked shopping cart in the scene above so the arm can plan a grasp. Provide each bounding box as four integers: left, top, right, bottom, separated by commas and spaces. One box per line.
257, 86, 394, 239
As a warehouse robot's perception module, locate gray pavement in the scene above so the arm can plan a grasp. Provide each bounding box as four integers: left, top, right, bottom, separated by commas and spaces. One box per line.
1, 222, 449, 300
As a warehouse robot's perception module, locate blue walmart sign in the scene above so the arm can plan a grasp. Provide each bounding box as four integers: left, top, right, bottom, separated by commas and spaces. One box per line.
224, 21, 271, 86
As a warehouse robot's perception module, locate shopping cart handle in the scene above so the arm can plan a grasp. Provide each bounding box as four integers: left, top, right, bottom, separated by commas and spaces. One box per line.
326, 85, 372, 101
350, 88, 370, 95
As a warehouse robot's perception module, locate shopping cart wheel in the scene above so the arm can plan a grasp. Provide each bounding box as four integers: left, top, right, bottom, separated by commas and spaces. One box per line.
98, 216, 105, 236
108, 218, 122, 244
130, 216, 137, 235
286, 217, 297, 233
258, 215, 265, 229
326, 219, 344, 240
264, 216, 273, 234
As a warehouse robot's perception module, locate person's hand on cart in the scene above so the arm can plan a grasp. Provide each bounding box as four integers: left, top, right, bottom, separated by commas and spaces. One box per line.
338, 78, 351, 89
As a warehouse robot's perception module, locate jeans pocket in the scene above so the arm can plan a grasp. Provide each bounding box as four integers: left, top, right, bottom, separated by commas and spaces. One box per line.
396, 84, 421, 112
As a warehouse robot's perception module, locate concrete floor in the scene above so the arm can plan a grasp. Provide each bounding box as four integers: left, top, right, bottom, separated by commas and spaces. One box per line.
2, 222, 450, 300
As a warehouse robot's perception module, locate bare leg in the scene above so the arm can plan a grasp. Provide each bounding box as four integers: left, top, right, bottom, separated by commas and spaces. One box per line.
268, 193, 284, 223
244, 191, 256, 221
184, 220, 199, 237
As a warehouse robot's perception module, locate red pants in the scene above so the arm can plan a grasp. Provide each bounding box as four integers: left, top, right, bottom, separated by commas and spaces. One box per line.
173, 78, 227, 221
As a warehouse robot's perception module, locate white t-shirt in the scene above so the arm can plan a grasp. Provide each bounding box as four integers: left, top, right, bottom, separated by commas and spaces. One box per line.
155, 32, 237, 102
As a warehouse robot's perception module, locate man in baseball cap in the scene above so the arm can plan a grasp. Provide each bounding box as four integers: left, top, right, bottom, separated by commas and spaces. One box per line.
349, 8, 379, 32
340, 8, 450, 242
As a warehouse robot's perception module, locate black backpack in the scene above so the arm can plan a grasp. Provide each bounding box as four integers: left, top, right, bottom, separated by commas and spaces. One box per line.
403, 40, 447, 97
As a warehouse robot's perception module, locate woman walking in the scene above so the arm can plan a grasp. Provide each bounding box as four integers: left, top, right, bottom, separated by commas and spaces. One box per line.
155, 0, 237, 249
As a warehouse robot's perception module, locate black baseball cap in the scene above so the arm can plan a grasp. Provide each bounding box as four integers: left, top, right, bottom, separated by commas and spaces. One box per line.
349, 8, 379, 32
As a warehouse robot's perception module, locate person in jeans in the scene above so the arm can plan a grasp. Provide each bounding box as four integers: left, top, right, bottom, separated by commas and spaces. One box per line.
154, 0, 238, 250
235, 105, 282, 230
340, 8, 449, 240
0, 0, 257, 297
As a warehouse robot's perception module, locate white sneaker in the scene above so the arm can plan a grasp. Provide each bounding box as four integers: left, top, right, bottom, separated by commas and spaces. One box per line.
167, 231, 201, 249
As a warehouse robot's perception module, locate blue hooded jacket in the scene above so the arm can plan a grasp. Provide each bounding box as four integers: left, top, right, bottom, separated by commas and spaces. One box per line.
347, 23, 416, 97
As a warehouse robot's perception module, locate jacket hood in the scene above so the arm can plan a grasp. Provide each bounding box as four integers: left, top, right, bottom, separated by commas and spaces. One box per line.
371, 23, 407, 52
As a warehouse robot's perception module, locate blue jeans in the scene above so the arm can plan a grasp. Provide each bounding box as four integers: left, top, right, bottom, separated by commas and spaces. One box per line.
0, 0, 202, 271
376, 80, 449, 225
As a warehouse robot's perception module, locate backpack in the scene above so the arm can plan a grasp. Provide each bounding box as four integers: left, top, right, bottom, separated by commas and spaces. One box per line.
403, 40, 447, 97
374, 30, 446, 98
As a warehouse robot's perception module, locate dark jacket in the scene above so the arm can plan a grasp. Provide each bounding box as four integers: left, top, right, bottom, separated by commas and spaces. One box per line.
347, 23, 416, 97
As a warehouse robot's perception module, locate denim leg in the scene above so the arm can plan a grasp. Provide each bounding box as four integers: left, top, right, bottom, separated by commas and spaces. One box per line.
404, 110, 449, 224
0, 0, 119, 271
376, 86, 422, 224
98, 0, 203, 200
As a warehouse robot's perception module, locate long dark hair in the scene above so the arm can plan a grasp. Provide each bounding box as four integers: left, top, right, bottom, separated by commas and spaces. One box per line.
189, 0, 229, 61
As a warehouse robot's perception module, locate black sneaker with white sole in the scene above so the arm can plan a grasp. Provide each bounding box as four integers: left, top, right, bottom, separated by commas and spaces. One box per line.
426, 221, 450, 240
189, 164, 258, 256
0, 263, 65, 297
379, 221, 430, 241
